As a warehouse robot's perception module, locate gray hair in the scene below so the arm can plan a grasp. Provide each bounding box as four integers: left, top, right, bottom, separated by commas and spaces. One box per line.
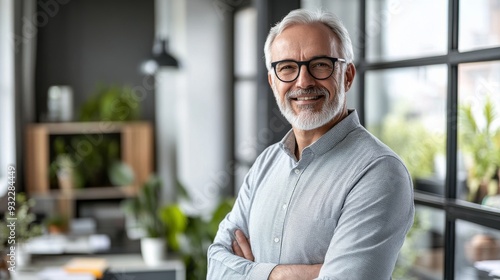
264, 9, 354, 71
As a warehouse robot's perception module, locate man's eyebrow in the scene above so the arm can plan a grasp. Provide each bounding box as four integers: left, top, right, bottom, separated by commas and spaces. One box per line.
310, 55, 332, 59
275, 55, 332, 62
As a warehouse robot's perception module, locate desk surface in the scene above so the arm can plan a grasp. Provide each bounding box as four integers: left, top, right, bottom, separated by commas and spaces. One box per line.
10, 254, 185, 280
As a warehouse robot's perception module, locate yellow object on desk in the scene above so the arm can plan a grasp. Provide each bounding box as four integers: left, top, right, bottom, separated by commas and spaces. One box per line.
64, 257, 108, 279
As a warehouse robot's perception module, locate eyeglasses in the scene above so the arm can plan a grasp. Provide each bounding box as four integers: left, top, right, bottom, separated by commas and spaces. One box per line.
271, 56, 346, 83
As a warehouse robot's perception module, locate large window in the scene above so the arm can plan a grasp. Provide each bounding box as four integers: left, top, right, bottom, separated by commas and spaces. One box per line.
303, 0, 500, 279
233, 6, 258, 194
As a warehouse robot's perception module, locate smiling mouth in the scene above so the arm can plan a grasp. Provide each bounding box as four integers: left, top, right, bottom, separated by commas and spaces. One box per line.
291, 95, 324, 101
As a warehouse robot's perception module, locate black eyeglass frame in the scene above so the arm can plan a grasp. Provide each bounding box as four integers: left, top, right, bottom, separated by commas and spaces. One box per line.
270, 56, 347, 83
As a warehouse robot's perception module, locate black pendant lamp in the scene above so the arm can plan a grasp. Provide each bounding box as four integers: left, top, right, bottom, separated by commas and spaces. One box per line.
140, 37, 178, 75
140, 0, 179, 75
152, 38, 178, 67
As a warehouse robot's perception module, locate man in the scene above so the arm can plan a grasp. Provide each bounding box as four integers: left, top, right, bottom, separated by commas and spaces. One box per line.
207, 9, 414, 280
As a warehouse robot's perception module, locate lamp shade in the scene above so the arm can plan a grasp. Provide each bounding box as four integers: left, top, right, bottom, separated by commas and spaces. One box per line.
152, 38, 178, 67
140, 38, 178, 75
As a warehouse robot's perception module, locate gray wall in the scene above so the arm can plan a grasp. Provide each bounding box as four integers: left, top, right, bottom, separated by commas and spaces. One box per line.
35, 0, 155, 122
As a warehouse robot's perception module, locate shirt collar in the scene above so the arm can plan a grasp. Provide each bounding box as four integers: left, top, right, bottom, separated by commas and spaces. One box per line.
279, 109, 361, 157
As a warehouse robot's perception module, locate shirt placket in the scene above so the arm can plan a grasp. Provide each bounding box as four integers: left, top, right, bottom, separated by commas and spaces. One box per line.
271, 153, 311, 262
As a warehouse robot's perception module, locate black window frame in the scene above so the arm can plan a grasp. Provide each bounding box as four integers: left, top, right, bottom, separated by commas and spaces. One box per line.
355, 0, 500, 279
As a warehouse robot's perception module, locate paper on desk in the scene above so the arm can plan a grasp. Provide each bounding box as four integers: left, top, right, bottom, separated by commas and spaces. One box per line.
475, 260, 500, 276
25, 234, 110, 254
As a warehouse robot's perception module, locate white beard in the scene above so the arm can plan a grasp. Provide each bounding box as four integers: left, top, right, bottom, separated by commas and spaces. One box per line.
274, 83, 345, 131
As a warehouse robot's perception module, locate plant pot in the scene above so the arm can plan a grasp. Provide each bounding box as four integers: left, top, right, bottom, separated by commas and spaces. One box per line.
465, 234, 500, 263
16, 243, 31, 269
0, 251, 11, 279
140, 237, 166, 267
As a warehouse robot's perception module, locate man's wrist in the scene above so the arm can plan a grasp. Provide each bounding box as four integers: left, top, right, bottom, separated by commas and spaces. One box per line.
269, 264, 322, 280
269, 265, 286, 280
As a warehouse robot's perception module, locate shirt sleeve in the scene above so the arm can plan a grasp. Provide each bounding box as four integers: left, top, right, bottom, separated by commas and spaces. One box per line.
315, 155, 415, 280
207, 164, 278, 280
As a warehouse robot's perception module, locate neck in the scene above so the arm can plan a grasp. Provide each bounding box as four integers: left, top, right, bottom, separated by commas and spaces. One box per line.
293, 109, 348, 160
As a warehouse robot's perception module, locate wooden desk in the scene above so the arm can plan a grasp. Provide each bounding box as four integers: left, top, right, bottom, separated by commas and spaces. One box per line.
10, 254, 185, 280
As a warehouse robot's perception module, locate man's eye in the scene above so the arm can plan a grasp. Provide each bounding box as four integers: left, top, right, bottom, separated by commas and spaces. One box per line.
278, 64, 297, 72
311, 62, 332, 69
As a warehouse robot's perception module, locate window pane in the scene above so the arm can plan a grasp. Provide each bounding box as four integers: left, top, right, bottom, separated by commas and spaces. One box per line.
235, 81, 258, 163
456, 220, 500, 279
365, 66, 447, 193
459, 0, 500, 52
394, 205, 445, 279
458, 61, 500, 207
366, 0, 448, 61
234, 7, 257, 77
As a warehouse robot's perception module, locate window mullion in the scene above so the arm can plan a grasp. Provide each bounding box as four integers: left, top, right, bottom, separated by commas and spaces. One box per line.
357, 0, 366, 126
443, 0, 459, 278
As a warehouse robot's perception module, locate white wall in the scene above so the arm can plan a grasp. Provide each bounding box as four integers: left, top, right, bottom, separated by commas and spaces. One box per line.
156, 0, 231, 215
0, 0, 15, 197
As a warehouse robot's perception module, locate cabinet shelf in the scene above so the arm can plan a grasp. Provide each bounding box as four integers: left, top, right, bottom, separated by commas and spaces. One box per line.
25, 121, 153, 199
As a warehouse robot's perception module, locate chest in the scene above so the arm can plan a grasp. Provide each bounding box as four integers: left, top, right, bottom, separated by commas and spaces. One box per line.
247, 156, 354, 263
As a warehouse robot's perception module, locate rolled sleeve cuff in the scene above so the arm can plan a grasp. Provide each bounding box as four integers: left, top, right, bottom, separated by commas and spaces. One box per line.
247, 263, 278, 280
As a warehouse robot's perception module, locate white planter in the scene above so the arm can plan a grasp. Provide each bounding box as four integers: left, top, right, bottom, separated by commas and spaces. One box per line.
140, 237, 166, 267
16, 243, 31, 269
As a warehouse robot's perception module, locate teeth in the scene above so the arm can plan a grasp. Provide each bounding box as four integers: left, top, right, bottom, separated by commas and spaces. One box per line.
296, 96, 319, 101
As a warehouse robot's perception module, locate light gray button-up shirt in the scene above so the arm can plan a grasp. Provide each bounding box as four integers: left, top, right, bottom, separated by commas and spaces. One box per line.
207, 110, 414, 280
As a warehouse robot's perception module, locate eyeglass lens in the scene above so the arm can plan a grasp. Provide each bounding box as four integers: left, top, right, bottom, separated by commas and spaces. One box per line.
274, 58, 336, 82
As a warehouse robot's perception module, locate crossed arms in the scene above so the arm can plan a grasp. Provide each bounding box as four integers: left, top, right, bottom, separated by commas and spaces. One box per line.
232, 229, 322, 280
207, 156, 414, 280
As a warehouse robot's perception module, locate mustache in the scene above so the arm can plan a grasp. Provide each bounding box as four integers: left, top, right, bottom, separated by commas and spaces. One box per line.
286, 87, 330, 99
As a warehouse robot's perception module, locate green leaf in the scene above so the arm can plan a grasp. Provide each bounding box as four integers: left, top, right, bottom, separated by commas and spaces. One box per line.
160, 204, 188, 233
484, 97, 496, 133
108, 161, 135, 186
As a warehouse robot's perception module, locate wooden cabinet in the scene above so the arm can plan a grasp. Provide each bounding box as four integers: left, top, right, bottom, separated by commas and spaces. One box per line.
25, 122, 153, 202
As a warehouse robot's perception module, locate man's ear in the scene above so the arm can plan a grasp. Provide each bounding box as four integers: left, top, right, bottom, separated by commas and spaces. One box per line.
344, 63, 356, 92
268, 72, 274, 88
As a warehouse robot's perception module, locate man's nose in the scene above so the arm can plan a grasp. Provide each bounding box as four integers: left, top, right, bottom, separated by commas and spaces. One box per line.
295, 65, 315, 88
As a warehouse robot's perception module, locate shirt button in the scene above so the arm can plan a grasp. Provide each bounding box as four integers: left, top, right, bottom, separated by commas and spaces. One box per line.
294, 169, 300, 174
282, 204, 287, 210
274, 237, 280, 243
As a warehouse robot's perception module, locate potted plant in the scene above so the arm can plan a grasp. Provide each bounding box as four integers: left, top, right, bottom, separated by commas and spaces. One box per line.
79, 84, 141, 122
459, 97, 500, 204
49, 135, 133, 191
122, 176, 169, 266
44, 214, 69, 235
168, 182, 234, 280
0, 193, 43, 269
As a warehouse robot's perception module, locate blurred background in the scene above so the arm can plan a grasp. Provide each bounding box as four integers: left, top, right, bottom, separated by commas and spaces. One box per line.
0, 0, 500, 279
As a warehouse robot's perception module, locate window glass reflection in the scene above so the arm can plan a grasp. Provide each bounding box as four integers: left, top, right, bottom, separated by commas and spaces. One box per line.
366, 0, 447, 61
456, 220, 500, 279
458, 61, 500, 207
393, 205, 445, 280
459, 0, 500, 52
365, 66, 447, 194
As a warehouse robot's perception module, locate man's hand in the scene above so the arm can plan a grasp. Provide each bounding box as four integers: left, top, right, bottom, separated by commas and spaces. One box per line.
231, 229, 322, 279
232, 229, 254, 261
